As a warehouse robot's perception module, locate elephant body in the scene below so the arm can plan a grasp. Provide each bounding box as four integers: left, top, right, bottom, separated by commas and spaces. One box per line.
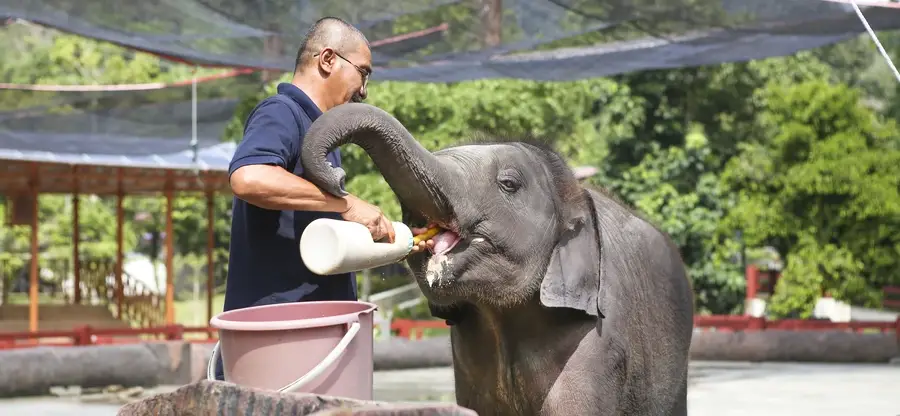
444, 187, 692, 415
300, 103, 695, 416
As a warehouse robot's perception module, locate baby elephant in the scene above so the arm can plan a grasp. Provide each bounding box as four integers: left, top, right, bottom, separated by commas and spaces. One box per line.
301, 103, 694, 416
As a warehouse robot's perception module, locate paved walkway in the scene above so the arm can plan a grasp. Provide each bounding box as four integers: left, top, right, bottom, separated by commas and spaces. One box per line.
0, 362, 897, 415
687, 362, 899, 415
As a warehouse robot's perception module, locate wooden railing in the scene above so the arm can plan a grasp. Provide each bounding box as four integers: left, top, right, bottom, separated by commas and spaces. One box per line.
79, 258, 164, 327
119, 271, 165, 327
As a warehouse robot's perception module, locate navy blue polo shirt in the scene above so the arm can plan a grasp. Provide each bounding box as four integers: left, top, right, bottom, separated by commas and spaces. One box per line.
223, 83, 357, 313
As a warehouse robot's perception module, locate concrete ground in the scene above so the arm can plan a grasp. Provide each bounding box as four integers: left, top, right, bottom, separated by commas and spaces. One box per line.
686, 361, 899, 416
0, 362, 897, 415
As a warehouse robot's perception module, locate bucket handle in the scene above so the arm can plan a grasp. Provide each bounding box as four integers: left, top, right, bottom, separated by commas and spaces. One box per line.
206, 321, 362, 393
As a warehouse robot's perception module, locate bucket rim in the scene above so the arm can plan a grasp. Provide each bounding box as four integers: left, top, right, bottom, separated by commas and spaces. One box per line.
209, 300, 378, 332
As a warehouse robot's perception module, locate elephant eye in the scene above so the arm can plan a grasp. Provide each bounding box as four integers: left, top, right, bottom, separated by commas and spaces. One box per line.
498, 177, 520, 193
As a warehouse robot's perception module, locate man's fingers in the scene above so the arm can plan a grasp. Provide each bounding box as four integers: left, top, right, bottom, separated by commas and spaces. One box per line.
377, 221, 387, 241
384, 217, 396, 244
368, 221, 383, 241
411, 241, 429, 252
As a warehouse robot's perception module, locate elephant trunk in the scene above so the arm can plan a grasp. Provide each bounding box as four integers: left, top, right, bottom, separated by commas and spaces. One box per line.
300, 103, 453, 224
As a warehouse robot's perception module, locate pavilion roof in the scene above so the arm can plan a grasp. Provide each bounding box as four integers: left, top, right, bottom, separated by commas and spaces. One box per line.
0, 142, 235, 195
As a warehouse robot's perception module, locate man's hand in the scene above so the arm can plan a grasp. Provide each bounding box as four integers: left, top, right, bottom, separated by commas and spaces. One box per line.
410, 226, 436, 253
342, 194, 396, 243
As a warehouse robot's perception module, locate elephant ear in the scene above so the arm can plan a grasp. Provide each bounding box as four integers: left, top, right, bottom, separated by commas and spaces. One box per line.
539, 190, 605, 322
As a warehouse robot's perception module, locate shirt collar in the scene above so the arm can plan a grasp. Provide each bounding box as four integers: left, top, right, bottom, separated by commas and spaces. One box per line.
276, 82, 324, 121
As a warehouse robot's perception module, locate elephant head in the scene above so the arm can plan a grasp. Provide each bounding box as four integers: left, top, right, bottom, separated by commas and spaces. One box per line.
301, 103, 603, 318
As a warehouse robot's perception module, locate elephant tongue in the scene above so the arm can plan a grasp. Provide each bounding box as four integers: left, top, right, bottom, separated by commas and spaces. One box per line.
431, 230, 461, 255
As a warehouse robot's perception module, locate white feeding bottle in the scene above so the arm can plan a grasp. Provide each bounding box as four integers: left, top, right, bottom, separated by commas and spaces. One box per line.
299, 218, 430, 275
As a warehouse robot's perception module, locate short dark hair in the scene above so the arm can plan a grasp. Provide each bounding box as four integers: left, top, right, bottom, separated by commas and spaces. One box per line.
294, 17, 369, 73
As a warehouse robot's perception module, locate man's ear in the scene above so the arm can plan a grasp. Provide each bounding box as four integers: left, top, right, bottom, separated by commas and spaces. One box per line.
318, 48, 336, 74
539, 192, 604, 321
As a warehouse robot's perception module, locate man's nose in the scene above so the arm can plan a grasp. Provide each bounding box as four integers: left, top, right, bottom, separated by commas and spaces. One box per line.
359, 84, 368, 100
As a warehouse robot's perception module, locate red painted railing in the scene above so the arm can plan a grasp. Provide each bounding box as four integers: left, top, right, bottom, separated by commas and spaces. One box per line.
391, 318, 452, 340
693, 315, 899, 334
0, 316, 897, 350
884, 286, 900, 310
0, 325, 216, 350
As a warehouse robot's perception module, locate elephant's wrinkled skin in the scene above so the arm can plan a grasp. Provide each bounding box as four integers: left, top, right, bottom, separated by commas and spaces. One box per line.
300, 103, 694, 416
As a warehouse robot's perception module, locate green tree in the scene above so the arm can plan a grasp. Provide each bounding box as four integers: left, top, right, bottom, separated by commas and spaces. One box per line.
608, 125, 744, 314
720, 80, 900, 317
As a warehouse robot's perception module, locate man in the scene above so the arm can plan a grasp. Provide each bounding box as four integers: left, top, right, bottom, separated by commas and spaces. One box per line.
224, 16, 395, 316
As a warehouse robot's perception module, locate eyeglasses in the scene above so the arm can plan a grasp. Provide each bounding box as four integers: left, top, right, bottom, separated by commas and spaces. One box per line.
314, 50, 370, 89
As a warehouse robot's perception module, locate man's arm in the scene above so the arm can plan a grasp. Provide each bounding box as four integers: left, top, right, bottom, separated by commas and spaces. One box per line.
227, 99, 395, 242
228, 99, 348, 212
231, 164, 350, 213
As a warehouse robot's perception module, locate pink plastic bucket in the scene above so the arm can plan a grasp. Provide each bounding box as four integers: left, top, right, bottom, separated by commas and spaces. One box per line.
206, 301, 378, 400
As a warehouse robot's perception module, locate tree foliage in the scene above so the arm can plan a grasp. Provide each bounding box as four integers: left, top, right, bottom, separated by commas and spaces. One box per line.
720, 80, 900, 317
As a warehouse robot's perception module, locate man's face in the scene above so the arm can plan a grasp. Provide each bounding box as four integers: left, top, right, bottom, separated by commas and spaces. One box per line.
326, 44, 372, 104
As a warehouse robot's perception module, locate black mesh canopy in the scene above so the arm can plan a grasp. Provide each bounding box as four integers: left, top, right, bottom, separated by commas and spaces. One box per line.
3, 0, 900, 82
0, 72, 260, 169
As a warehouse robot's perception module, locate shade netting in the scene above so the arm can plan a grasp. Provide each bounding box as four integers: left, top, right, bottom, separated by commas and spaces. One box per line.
0, 72, 260, 169
3, 0, 900, 82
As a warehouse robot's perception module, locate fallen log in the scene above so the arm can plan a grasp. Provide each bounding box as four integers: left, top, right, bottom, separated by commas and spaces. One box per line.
0, 344, 163, 398
374, 336, 452, 370
116, 379, 476, 416
376, 331, 900, 365
379, 331, 899, 364
689, 330, 900, 363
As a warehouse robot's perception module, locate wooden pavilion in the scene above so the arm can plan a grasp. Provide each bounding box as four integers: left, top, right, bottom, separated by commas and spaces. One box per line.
0, 142, 235, 333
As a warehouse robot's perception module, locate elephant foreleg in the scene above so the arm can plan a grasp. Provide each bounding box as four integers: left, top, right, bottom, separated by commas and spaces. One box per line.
666, 375, 688, 416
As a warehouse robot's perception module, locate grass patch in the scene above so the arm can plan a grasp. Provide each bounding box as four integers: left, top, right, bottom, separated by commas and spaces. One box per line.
421, 327, 451, 338
4, 292, 68, 305
174, 293, 225, 327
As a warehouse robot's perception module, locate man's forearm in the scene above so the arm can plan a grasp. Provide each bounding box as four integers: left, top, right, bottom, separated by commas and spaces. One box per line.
230, 164, 350, 212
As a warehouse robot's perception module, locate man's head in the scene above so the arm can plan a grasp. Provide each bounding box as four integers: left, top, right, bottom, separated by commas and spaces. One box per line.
293, 17, 371, 109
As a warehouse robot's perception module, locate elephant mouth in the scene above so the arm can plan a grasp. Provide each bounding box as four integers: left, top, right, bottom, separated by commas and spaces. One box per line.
404, 200, 492, 293
407, 210, 491, 281
407, 213, 471, 257
404, 213, 494, 298
430, 229, 461, 255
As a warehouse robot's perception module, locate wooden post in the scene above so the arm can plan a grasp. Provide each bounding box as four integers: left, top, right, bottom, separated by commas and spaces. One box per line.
164, 185, 175, 325
72, 189, 81, 304
746, 265, 759, 301
206, 191, 215, 325
115, 168, 124, 320
744, 265, 760, 316
480, 0, 503, 47
28, 168, 39, 333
